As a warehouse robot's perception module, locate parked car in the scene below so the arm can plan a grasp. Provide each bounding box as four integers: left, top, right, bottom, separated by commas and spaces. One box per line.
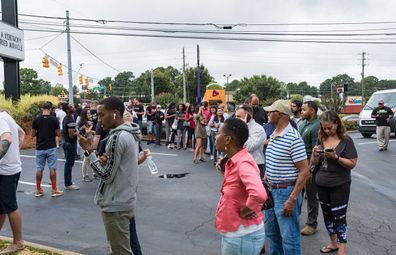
342, 114, 359, 124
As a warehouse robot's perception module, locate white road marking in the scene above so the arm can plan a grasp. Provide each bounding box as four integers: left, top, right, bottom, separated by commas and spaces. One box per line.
19, 181, 51, 188
358, 140, 396, 145
151, 152, 177, 157
20, 155, 83, 164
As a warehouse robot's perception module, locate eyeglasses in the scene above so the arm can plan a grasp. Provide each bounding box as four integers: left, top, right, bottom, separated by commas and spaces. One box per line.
378, 103, 384, 105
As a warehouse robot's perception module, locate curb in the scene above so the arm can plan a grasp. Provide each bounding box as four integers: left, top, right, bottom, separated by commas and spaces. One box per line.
0, 236, 83, 255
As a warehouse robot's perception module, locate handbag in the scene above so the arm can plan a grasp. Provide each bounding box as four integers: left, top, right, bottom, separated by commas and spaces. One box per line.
261, 179, 274, 210
171, 119, 178, 130
182, 120, 190, 127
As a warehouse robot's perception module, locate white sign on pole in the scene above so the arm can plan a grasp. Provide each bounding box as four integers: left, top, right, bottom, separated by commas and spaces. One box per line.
0, 21, 24, 61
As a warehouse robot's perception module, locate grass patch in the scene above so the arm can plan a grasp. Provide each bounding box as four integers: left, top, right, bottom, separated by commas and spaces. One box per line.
0, 240, 62, 255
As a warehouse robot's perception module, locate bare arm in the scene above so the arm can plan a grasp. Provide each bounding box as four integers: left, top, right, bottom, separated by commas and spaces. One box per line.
18, 126, 25, 149
282, 159, 310, 216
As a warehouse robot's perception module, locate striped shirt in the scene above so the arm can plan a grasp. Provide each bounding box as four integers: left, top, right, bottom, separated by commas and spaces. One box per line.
265, 123, 307, 184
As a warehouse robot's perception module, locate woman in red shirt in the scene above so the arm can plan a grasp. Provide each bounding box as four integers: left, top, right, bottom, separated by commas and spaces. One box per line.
215, 118, 267, 255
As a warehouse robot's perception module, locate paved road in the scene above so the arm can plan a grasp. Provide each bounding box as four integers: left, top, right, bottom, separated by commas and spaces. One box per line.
1, 133, 395, 255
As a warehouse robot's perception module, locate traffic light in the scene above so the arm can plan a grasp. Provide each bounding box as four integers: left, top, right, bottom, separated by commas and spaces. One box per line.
79, 75, 83, 84
85, 77, 89, 86
60, 90, 65, 98
42, 55, 49, 68
344, 83, 348, 92
108, 83, 112, 91
57, 64, 63, 76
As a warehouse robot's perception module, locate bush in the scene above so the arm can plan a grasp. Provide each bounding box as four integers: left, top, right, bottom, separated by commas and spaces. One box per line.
342, 120, 358, 131
0, 94, 59, 128
154, 92, 178, 108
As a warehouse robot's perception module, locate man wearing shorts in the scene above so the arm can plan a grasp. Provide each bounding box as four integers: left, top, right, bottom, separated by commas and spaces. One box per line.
32, 102, 64, 197
0, 110, 26, 254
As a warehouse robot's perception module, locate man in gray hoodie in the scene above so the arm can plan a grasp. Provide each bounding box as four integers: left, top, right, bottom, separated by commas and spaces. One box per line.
79, 96, 141, 255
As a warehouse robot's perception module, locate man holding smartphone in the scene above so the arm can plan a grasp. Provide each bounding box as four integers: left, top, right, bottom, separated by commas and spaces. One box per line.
371, 100, 394, 151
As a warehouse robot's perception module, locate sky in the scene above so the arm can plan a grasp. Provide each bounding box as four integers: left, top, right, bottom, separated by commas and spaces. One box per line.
1, 0, 396, 91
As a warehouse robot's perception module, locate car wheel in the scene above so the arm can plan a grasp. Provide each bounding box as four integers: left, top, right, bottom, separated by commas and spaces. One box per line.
362, 133, 372, 138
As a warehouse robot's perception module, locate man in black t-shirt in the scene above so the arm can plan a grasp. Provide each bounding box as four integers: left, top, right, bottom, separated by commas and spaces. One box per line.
249, 94, 268, 126
32, 102, 64, 197
371, 100, 394, 151
133, 99, 144, 129
61, 103, 80, 190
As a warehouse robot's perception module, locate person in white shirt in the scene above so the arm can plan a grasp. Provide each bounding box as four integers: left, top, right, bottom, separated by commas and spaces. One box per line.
0, 110, 26, 254
56, 102, 67, 147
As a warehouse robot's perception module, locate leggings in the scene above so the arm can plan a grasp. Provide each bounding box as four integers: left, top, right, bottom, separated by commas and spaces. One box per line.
317, 182, 350, 243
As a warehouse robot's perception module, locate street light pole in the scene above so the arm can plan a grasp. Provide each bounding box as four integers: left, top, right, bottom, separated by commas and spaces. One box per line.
223, 74, 232, 86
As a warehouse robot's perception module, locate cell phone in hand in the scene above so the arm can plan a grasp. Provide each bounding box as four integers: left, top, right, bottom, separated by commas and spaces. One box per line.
324, 148, 334, 152
217, 156, 229, 172
79, 127, 87, 137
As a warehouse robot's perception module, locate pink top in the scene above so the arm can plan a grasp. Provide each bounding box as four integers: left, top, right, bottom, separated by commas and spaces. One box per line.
202, 107, 211, 122
215, 148, 267, 233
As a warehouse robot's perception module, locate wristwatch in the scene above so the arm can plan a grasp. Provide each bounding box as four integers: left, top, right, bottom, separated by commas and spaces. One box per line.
84, 150, 93, 157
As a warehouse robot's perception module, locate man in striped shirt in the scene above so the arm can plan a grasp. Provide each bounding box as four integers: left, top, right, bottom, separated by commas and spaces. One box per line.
264, 100, 310, 255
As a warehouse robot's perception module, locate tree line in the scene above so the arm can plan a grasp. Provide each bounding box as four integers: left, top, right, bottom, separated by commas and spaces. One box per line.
7, 67, 396, 105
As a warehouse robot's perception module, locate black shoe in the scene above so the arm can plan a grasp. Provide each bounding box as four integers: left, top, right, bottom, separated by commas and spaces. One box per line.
384, 148, 388, 151
147, 141, 151, 145
379, 148, 384, 151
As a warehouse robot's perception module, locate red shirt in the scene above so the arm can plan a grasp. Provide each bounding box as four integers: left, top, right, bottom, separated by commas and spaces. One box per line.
202, 107, 211, 122
215, 148, 267, 233
184, 112, 195, 129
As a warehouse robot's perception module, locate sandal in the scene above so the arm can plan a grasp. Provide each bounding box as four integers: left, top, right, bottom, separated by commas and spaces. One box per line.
320, 245, 339, 253
0, 241, 25, 254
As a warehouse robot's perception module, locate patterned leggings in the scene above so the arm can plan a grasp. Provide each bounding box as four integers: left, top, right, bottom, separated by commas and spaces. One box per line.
317, 182, 350, 243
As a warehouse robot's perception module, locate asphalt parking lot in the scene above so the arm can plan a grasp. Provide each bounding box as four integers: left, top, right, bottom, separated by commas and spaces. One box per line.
1, 133, 395, 255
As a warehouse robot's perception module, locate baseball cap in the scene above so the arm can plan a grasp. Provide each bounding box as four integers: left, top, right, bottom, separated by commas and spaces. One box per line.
264, 100, 292, 116
156, 105, 162, 108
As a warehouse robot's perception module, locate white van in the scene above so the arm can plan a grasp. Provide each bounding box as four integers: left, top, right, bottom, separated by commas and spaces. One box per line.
359, 89, 396, 138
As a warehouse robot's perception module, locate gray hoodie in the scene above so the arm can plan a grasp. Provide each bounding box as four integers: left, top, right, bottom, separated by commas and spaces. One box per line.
245, 119, 266, 165
88, 122, 141, 212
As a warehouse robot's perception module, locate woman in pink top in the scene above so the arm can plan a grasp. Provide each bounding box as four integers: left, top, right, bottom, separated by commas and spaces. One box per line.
215, 118, 267, 255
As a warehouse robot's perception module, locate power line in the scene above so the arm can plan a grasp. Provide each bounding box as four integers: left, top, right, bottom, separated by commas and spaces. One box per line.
22, 28, 396, 44
16, 13, 396, 26
70, 35, 121, 73
18, 20, 396, 37
38, 31, 65, 49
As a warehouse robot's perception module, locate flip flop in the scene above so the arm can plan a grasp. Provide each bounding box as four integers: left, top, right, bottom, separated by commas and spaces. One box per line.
320, 245, 339, 253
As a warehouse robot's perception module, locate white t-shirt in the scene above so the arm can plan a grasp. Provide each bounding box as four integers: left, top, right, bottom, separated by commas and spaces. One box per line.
56, 110, 67, 130
0, 111, 22, 175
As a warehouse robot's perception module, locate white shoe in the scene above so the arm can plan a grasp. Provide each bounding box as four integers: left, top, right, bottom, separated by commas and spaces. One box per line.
65, 184, 80, 190
210, 155, 214, 160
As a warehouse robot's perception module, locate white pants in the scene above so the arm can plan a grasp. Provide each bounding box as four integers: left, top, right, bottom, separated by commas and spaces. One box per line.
376, 126, 391, 149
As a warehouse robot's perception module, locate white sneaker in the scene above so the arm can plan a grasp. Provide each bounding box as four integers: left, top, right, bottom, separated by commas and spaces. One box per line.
210, 155, 214, 160
65, 184, 80, 190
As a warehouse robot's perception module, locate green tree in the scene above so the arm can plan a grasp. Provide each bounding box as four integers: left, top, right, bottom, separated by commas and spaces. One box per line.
20, 68, 51, 95
234, 75, 283, 104
319, 74, 356, 97
50, 83, 65, 96
184, 65, 214, 103
286, 81, 318, 97
113, 71, 135, 100
154, 92, 178, 107
98, 77, 114, 96
225, 79, 240, 91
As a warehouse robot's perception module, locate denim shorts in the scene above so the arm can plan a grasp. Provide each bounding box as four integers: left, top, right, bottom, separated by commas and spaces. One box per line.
221, 226, 265, 255
35, 147, 58, 171
147, 121, 154, 134
0, 172, 20, 214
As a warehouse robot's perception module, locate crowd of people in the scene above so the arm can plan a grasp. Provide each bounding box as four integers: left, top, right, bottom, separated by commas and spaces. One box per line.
2, 94, 394, 254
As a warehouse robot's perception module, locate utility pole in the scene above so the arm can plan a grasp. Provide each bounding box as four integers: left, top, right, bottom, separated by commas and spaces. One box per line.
197, 45, 201, 103
150, 69, 155, 103
66, 10, 74, 105
361, 51, 366, 106
182, 48, 187, 103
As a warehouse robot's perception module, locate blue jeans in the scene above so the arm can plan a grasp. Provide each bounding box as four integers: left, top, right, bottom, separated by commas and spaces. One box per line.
154, 123, 162, 145
62, 141, 77, 187
221, 226, 265, 255
264, 185, 302, 255
35, 147, 58, 171
130, 217, 142, 255
210, 131, 218, 160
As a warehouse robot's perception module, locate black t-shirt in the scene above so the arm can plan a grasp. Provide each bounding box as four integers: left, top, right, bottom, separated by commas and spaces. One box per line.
253, 106, 268, 126
32, 114, 60, 150
90, 109, 98, 128
133, 104, 144, 121
62, 115, 77, 143
315, 136, 358, 187
166, 108, 176, 125
371, 106, 394, 126
146, 106, 154, 121
153, 111, 165, 124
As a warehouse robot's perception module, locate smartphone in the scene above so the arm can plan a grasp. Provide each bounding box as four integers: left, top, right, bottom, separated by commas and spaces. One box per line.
79, 127, 87, 137
325, 148, 334, 152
